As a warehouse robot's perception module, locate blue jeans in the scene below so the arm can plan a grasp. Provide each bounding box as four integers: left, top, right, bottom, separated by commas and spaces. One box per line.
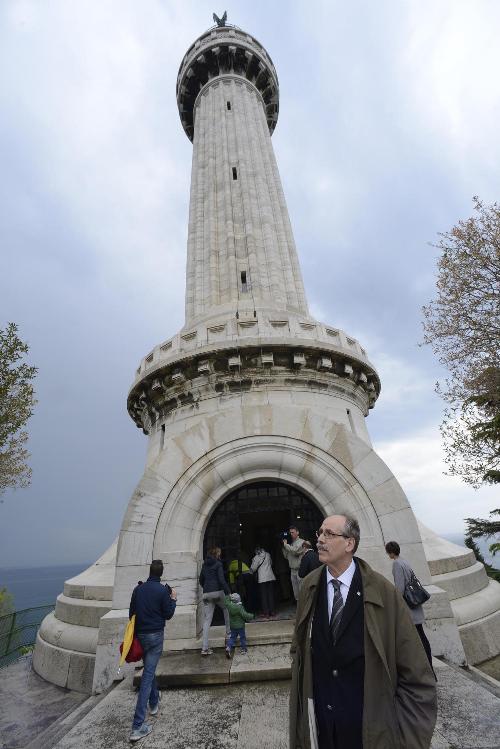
132, 631, 163, 729
227, 627, 247, 650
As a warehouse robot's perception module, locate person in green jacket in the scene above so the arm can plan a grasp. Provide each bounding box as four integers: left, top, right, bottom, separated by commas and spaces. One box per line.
224, 593, 254, 656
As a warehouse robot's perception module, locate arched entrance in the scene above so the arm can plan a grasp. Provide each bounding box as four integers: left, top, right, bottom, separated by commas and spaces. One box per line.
203, 480, 324, 618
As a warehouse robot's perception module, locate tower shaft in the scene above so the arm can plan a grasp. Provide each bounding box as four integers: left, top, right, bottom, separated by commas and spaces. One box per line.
186, 77, 308, 327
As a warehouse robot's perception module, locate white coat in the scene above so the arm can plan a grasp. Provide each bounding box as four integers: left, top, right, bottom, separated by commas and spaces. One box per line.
250, 550, 276, 583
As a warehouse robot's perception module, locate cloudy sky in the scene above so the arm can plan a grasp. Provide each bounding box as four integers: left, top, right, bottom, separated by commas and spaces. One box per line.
1, 0, 499, 568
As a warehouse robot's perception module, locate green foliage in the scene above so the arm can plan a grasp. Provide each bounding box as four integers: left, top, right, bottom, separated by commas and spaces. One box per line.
0, 587, 14, 617
465, 508, 500, 559
464, 535, 500, 583
0, 322, 37, 497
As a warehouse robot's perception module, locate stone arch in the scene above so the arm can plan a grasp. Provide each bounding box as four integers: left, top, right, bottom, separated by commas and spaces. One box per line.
154, 435, 389, 563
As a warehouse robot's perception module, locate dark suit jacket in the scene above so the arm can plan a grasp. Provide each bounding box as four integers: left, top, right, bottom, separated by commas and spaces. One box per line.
298, 549, 322, 579
311, 562, 364, 748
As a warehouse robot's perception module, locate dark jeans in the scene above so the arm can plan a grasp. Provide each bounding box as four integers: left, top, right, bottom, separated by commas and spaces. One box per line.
259, 581, 275, 614
132, 631, 163, 729
227, 627, 247, 650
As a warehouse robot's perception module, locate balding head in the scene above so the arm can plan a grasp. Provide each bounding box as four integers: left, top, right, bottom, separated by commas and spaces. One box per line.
316, 514, 360, 577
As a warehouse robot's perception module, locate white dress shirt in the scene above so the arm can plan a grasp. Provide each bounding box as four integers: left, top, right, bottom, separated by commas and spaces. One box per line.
326, 559, 356, 620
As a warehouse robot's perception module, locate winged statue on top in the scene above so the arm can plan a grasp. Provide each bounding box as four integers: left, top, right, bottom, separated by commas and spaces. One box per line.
213, 11, 227, 27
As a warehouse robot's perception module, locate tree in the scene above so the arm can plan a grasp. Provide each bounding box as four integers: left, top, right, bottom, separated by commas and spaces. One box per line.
0, 323, 37, 497
464, 535, 500, 583
465, 508, 500, 554
422, 197, 500, 487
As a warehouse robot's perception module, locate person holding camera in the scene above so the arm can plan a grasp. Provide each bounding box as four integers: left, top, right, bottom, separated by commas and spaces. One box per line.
282, 525, 303, 601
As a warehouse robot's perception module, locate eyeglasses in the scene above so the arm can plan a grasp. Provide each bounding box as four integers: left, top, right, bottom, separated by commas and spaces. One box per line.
316, 529, 349, 541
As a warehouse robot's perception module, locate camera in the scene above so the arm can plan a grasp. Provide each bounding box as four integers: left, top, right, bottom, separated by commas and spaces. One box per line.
278, 530, 289, 541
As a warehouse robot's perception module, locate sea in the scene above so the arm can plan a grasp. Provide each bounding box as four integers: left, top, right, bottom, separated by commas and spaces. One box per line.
0, 563, 89, 613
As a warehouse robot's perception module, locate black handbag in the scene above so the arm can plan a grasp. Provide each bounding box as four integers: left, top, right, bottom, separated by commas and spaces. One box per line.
403, 571, 431, 608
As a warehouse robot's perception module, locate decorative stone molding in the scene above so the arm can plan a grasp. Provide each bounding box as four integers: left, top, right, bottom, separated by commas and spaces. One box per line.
127, 342, 380, 433
177, 25, 279, 140
132, 314, 378, 380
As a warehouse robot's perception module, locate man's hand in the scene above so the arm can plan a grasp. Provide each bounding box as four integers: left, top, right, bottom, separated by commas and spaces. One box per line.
170, 588, 178, 601
282, 539, 287, 545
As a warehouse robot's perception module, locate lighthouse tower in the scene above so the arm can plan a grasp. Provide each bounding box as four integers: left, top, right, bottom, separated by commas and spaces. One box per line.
37, 19, 500, 696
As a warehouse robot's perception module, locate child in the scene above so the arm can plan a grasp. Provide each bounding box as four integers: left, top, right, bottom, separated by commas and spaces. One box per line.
224, 592, 254, 656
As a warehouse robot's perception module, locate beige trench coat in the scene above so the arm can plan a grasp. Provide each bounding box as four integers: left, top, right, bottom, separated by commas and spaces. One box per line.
289, 558, 437, 749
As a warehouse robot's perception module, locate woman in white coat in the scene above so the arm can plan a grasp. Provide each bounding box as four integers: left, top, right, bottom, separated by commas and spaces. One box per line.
250, 546, 276, 618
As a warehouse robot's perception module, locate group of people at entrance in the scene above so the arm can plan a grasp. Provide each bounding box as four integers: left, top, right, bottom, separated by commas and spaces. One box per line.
198, 529, 324, 655
198, 544, 277, 655
126, 516, 437, 747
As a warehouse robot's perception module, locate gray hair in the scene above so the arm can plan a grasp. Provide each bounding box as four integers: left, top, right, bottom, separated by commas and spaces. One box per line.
342, 515, 360, 553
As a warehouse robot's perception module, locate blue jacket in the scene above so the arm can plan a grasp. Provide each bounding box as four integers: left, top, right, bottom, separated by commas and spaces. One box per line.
199, 555, 230, 594
129, 576, 176, 634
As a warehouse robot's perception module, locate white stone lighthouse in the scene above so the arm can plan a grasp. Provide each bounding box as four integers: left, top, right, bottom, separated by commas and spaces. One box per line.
34, 19, 500, 694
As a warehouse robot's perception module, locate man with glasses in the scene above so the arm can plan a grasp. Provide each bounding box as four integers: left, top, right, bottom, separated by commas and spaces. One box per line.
289, 514, 437, 748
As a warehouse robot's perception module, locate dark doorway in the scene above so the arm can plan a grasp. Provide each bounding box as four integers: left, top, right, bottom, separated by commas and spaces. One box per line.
203, 481, 324, 620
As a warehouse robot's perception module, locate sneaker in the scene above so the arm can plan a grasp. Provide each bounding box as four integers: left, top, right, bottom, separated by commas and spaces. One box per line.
130, 723, 153, 742
201, 648, 213, 656
225, 647, 233, 659
240, 648, 248, 654
149, 690, 161, 716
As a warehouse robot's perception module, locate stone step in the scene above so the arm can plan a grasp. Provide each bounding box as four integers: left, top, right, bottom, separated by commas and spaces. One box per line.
133, 643, 292, 688
431, 560, 489, 600
165, 617, 295, 652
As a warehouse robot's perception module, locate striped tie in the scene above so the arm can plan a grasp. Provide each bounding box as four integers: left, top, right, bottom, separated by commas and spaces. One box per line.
329, 578, 344, 643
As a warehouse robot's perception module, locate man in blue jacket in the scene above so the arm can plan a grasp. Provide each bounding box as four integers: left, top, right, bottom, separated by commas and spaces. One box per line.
129, 559, 177, 742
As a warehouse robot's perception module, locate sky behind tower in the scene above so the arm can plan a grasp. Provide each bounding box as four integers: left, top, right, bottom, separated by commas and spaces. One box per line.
1, 0, 499, 567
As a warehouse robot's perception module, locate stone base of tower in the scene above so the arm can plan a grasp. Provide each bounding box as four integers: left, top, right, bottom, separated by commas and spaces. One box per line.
420, 521, 500, 670
32, 542, 117, 694
93, 389, 466, 693
33, 398, 500, 694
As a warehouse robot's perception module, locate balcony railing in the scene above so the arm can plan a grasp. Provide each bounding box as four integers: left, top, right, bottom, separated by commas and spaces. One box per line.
0, 605, 54, 667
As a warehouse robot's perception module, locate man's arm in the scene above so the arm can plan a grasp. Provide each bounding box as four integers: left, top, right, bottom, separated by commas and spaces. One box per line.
161, 587, 177, 621
393, 593, 437, 747
283, 541, 302, 557
129, 587, 137, 619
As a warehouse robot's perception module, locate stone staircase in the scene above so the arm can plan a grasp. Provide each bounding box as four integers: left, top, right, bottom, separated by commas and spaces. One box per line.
134, 620, 294, 688
420, 521, 500, 671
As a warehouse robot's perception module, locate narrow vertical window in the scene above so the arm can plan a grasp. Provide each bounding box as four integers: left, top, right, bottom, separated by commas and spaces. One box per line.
346, 409, 356, 434
160, 423, 165, 451
241, 270, 248, 292
227, 101, 231, 110
232, 167, 237, 180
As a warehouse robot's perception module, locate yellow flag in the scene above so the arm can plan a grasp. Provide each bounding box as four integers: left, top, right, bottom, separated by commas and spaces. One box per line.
119, 614, 136, 666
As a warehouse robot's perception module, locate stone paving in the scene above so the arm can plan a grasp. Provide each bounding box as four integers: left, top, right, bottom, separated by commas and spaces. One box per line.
0, 658, 86, 749
1, 656, 500, 748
